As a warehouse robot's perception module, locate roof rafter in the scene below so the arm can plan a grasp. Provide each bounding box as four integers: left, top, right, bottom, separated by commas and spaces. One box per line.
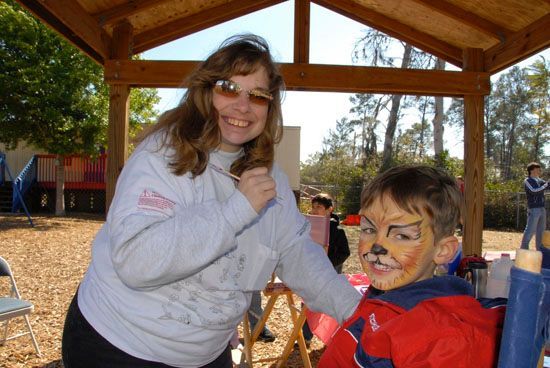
312, 0, 463, 67
104, 60, 490, 96
484, 13, 550, 73
133, 0, 285, 54
16, 0, 111, 64
411, 0, 512, 42
94, 0, 173, 27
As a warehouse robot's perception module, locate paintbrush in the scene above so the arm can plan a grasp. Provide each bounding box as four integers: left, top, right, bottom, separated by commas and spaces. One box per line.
208, 163, 242, 182
208, 163, 282, 200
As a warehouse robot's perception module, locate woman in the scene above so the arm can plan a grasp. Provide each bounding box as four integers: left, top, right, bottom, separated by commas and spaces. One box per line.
62, 34, 361, 368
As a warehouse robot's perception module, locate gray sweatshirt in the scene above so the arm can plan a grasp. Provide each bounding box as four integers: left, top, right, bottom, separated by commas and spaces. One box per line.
77, 134, 361, 367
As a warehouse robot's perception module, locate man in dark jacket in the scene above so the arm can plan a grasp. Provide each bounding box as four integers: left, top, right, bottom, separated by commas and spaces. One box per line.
520, 162, 549, 250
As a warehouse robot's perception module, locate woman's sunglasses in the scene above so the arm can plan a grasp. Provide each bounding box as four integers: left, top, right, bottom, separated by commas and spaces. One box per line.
214, 80, 273, 106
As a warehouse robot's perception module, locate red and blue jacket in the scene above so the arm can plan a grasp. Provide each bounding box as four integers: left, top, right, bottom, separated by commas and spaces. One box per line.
319, 276, 506, 368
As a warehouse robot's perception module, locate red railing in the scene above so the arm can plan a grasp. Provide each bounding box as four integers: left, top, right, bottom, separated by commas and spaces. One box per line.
36, 154, 106, 190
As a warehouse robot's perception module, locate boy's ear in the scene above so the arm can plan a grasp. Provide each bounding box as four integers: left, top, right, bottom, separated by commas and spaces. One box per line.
433, 235, 459, 265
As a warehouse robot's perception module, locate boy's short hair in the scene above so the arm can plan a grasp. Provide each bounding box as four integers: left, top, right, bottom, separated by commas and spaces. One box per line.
311, 193, 333, 209
360, 165, 462, 241
527, 162, 541, 175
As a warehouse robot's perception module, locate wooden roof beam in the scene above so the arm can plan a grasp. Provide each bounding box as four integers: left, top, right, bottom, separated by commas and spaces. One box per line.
411, 0, 512, 42
484, 14, 550, 73
94, 0, 173, 27
294, 0, 311, 63
312, 0, 463, 67
133, 0, 286, 54
281, 63, 488, 96
16, 0, 110, 64
104, 60, 489, 96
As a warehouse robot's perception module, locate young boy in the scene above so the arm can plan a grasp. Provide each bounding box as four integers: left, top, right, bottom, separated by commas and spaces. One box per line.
311, 193, 351, 273
319, 165, 505, 367
520, 162, 548, 250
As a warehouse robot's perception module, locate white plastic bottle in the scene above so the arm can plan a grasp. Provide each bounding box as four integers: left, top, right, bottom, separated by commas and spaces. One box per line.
486, 253, 514, 298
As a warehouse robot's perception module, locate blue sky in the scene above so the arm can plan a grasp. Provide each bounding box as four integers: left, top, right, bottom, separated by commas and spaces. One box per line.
142, 1, 549, 162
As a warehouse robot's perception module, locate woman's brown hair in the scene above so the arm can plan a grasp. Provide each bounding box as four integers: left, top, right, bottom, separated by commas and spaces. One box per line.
138, 34, 285, 177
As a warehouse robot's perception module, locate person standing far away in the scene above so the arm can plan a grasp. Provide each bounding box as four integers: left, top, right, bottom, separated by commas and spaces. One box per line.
520, 162, 549, 250
455, 176, 465, 195
60, 34, 361, 368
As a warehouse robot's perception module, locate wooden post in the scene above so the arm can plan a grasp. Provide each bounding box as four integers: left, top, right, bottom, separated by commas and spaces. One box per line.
462, 48, 485, 256
106, 22, 132, 212
54, 155, 65, 216
294, 0, 310, 64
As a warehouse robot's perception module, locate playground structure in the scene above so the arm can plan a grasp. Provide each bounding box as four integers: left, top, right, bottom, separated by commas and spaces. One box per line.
0, 153, 33, 226
0, 153, 107, 216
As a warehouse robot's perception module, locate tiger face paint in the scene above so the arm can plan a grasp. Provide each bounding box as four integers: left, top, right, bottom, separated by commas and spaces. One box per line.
358, 195, 437, 291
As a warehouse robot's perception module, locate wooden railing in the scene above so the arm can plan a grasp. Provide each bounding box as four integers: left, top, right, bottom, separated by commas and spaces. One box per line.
12, 155, 37, 212
36, 154, 106, 190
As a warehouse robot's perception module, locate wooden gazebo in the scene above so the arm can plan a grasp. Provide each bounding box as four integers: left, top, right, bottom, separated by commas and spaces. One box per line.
14, 0, 550, 256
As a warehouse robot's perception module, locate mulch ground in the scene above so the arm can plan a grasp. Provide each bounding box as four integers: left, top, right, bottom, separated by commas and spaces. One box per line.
0, 214, 524, 367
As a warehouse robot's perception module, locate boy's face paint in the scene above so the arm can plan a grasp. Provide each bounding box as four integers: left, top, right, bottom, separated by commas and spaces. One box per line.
358, 195, 437, 290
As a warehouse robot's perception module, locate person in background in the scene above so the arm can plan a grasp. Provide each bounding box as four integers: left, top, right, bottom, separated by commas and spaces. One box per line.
455, 175, 465, 195
319, 165, 505, 367
310, 193, 350, 274
301, 193, 351, 346
246, 290, 276, 342
520, 162, 549, 250
61, 34, 361, 368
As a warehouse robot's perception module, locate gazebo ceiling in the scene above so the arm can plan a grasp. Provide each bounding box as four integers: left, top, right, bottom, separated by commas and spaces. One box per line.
15, 0, 550, 74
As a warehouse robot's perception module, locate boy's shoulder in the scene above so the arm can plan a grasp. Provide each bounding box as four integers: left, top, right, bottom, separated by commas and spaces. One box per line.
320, 277, 506, 367
353, 283, 505, 367
356, 276, 505, 329
343, 276, 476, 342
354, 293, 505, 367
372, 275, 473, 310
321, 279, 481, 367
318, 291, 407, 367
